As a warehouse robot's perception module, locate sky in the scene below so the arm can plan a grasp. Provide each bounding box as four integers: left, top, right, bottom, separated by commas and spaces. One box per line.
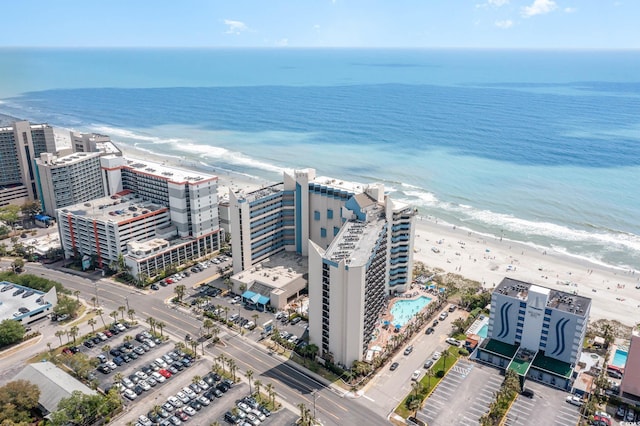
1, 0, 638, 49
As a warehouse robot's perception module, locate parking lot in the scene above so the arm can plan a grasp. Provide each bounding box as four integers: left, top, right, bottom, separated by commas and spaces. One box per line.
417, 360, 503, 425
503, 380, 581, 426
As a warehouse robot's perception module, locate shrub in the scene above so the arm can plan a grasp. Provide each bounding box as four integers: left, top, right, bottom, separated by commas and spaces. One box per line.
458, 348, 469, 356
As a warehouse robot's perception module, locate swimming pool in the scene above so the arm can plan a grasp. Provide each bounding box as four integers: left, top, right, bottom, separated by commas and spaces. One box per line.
478, 323, 488, 338
390, 296, 432, 327
612, 349, 628, 368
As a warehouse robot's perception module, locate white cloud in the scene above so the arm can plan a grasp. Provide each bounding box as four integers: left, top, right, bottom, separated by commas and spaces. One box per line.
223, 19, 248, 35
488, 0, 510, 6
313, 24, 321, 30
564, 7, 577, 13
521, 0, 557, 17
495, 19, 514, 29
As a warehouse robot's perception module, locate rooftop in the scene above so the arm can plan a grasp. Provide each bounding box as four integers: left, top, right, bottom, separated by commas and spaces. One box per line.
237, 183, 284, 204
494, 277, 591, 317
233, 251, 308, 291
122, 157, 218, 185
14, 362, 97, 415
311, 175, 366, 194
532, 351, 574, 378
59, 192, 168, 223
38, 151, 102, 167
325, 216, 386, 266
480, 338, 519, 359
0, 281, 50, 322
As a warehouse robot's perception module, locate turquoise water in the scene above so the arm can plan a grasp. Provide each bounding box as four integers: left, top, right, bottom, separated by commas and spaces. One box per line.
1, 49, 640, 269
478, 324, 489, 338
390, 296, 432, 327
613, 349, 628, 368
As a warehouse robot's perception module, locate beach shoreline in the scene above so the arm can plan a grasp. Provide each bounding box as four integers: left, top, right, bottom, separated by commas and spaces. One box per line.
95, 145, 640, 327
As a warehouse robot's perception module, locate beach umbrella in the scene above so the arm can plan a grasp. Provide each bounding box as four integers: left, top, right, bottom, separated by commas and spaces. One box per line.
395, 324, 402, 329
384, 320, 390, 325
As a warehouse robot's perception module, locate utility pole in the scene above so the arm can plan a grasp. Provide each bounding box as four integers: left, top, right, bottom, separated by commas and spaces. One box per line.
124, 296, 130, 311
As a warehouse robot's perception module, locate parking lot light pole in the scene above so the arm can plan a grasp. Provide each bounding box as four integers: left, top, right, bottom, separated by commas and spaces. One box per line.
124, 296, 130, 312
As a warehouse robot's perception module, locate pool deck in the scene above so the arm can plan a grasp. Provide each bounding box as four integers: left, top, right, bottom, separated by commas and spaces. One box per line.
367, 286, 438, 354
609, 343, 629, 370
466, 315, 489, 337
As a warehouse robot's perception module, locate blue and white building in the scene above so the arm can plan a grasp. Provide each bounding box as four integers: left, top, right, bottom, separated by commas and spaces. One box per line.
477, 278, 591, 390
230, 168, 416, 365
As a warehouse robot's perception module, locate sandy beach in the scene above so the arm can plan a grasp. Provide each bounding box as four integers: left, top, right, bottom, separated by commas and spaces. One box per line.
121, 145, 640, 326
412, 217, 640, 325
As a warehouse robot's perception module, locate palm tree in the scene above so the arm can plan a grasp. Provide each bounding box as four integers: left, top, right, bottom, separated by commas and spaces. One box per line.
408, 398, 421, 418
223, 306, 230, 322
146, 317, 156, 334
245, 370, 254, 395
124, 335, 133, 344
47, 342, 52, 352
109, 310, 118, 324
228, 359, 237, 381
90, 296, 97, 308
102, 345, 111, 360
442, 350, 451, 372
73, 290, 81, 301
88, 318, 97, 333
411, 380, 423, 398
425, 368, 435, 391
217, 354, 226, 373
69, 325, 79, 343
211, 325, 220, 341
118, 305, 126, 321
266, 383, 276, 406
114, 372, 123, 384
55, 330, 65, 346
254, 380, 262, 398
203, 319, 214, 336
127, 308, 136, 323
175, 284, 186, 301
192, 375, 202, 385
297, 403, 308, 424
252, 313, 259, 327
97, 308, 106, 327
156, 321, 166, 337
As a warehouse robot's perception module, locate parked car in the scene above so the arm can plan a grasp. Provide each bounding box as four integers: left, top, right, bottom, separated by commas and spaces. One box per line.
566, 395, 583, 406
404, 345, 414, 355
423, 360, 434, 369
425, 327, 435, 335
411, 370, 421, 381
445, 337, 462, 347
122, 388, 137, 401
290, 316, 302, 325
521, 389, 534, 398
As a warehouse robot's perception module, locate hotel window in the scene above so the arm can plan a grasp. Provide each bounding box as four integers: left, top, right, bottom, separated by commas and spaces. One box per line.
333, 226, 340, 236
327, 209, 333, 219
320, 228, 327, 238
314, 210, 320, 221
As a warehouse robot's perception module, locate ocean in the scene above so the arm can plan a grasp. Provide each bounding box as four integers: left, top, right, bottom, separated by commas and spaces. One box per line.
1, 48, 639, 270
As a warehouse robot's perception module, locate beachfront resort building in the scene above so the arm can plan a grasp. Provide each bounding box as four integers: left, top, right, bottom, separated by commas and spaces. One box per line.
229, 168, 416, 365
0, 121, 56, 206
57, 155, 221, 279
476, 278, 591, 390
0, 281, 58, 324
620, 330, 640, 402
35, 152, 106, 215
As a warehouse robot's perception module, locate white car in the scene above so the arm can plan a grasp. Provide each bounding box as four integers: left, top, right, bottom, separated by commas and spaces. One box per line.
122, 388, 137, 400
168, 396, 183, 408
138, 380, 151, 391
138, 415, 152, 426
176, 392, 191, 404
197, 380, 209, 390
251, 409, 266, 421
197, 395, 211, 406
106, 361, 117, 370
135, 370, 149, 380
411, 370, 421, 381
182, 387, 197, 399
565, 395, 583, 406
115, 322, 126, 332
245, 413, 261, 426
445, 337, 462, 347
97, 332, 107, 341
287, 334, 298, 343
432, 351, 441, 360
237, 401, 251, 412
152, 372, 166, 383
183, 406, 197, 417
122, 378, 134, 389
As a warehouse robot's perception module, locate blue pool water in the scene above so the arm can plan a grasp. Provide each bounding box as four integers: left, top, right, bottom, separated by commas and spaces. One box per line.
478, 324, 489, 338
390, 296, 432, 327
613, 349, 628, 368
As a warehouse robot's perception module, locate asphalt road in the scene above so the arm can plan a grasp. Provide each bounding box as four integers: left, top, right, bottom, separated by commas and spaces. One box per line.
16, 261, 388, 426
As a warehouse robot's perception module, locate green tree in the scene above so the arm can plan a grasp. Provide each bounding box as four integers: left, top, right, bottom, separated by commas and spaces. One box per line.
53, 294, 81, 318
127, 308, 136, 322
11, 258, 25, 273
55, 329, 65, 346
0, 379, 40, 425
175, 284, 186, 301
146, 317, 156, 334
0, 205, 21, 228
109, 310, 119, 324
20, 201, 40, 218
0, 319, 26, 347
68, 325, 80, 343
73, 290, 81, 302
156, 321, 166, 337
245, 369, 254, 395
88, 318, 97, 333
203, 318, 214, 336
50, 389, 121, 426
118, 305, 126, 321
102, 345, 111, 360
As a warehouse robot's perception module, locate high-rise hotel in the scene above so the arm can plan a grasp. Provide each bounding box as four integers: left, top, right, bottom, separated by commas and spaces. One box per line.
477, 278, 591, 390
229, 168, 416, 365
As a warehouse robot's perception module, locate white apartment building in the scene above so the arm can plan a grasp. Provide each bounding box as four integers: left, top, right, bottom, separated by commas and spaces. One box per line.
57, 156, 220, 278
35, 152, 105, 215
230, 169, 416, 365
477, 278, 591, 390
0, 121, 56, 205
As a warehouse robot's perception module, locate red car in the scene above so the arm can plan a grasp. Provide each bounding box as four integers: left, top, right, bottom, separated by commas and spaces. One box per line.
104, 330, 113, 338
62, 347, 74, 355
159, 369, 172, 378
165, 278, 174, 284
